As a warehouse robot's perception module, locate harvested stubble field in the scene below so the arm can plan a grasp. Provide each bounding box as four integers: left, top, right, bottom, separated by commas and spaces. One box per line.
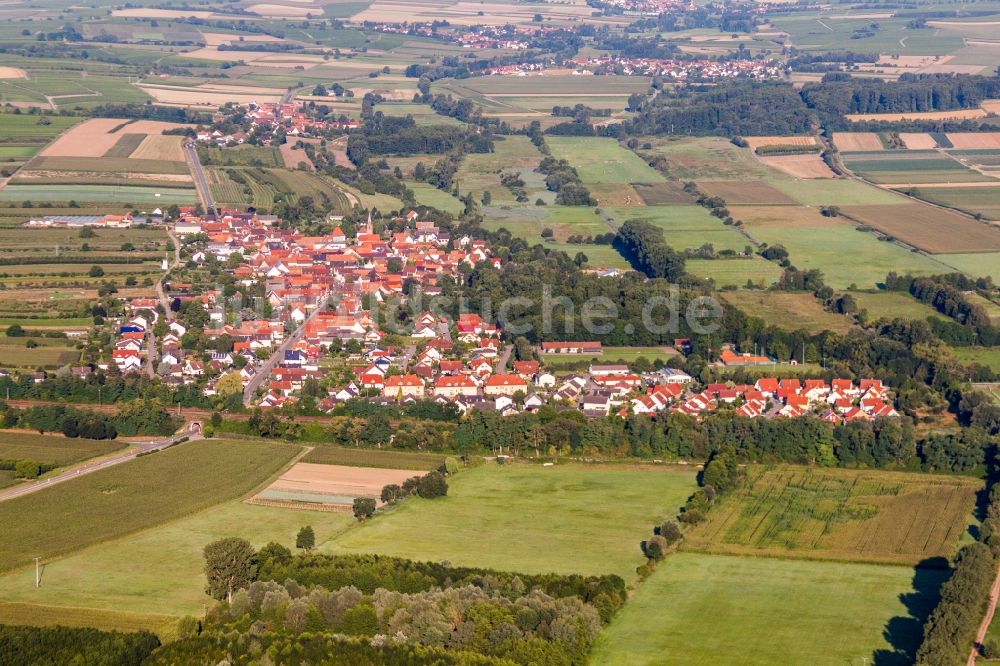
947, 132, 1000, 150
0, 438, 300, 572
846, 109, 987, 122
758, 153, 836, 179
39, 119, 192, 158
744, 136, 816, 150
254, 462, 416, 509
682, 466, 979, 565
841, 203, 1000, 253
833, 132, 884, 152
900, 133, 938, 149
697, 180, 798, 205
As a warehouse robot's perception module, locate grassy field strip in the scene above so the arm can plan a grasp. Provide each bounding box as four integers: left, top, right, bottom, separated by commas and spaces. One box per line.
590, 553, 945, 665
328, 463, 697, 581
0, 500, 352, 618
301, 446, 445, 470
0, 601, 180, 640
0, 438, 301, 572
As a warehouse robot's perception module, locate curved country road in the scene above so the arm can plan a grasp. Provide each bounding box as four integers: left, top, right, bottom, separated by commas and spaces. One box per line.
0, 433, 198, 503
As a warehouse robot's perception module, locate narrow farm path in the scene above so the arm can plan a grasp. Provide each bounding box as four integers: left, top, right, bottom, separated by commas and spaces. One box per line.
968, 564, 1000, 665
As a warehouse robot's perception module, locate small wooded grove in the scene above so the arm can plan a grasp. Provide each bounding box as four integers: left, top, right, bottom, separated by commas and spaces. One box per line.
614, 218, 687, 282
190, 543, 625, 665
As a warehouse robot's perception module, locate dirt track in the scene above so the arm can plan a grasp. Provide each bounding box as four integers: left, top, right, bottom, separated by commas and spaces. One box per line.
968, 565, 1000, 666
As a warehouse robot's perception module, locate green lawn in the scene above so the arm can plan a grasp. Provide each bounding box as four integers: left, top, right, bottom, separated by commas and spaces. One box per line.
328, 463, 697, 581
0, 184, 196, 205
849, 291, 947, 322
409, 182, 465, 214
0, 438, 300, 572
544, 242, 630, 268
953, 347, 1000, 372
936, 253, 1000, 282
0, 500, 351, 617
767, 178, 906, 206
547, 137, 665, 185
751, 223, 954, 288
543, 346, 678, 369
605, 205, 741, 232
591, 553, 945, 665
686, 258, 784, 288
482, 205, 609, 243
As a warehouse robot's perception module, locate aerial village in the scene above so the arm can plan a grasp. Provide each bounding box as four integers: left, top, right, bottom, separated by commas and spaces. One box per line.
91, 209, 903, 425
196, 102, 359, 147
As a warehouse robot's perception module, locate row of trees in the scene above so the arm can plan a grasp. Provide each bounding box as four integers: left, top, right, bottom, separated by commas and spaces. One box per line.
626, 81, 814, 137
915, 542, 996, 665
254, 549, 626, 619
801, 73, 1000, 115
0, 400, 178, 440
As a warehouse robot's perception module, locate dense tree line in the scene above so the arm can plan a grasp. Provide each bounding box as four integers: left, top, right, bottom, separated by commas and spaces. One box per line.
219, 411, 458, 450
88, 103, 206, 124
786, 50, 879, 72
449, 404, 992, 472
801, 73, 1000, 115
0, 400, 178, 439
0, 373, 212, 409
256, 550, 626, 620
147, 632, 506, 666
626, 81, 814, 136
0, 624, 160, 666
614, 218, 687, 281
915, 542, 996, 665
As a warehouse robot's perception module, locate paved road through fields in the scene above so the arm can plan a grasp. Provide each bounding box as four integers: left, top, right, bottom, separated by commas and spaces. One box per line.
184, 141, 216, 215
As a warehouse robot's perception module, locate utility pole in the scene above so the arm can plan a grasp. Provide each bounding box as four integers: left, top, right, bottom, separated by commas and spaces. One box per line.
34, 557, 41, 588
